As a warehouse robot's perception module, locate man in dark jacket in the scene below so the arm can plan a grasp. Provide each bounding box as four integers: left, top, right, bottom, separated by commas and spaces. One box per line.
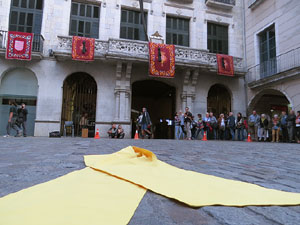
4, 101, 22, 137
227, 112, 236, 141
17, 103, 28, 137
287, 110, 296, 143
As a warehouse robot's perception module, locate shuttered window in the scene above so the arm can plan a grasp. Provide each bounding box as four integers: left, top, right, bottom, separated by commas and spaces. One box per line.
69, 2, 100, 38
207, 23, 228, 54
166, 16, 189, 47
9, 0, 43, 34
120, 9, 147, 41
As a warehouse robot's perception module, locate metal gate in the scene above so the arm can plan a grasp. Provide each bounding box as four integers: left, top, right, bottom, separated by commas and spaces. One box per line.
61, 72, 97, 137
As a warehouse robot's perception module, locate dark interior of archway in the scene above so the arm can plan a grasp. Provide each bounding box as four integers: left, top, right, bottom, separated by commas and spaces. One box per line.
131, 80, 176, 139
207, 84, 231, 117
61, 73, 97, 137
250, 90, 290, 116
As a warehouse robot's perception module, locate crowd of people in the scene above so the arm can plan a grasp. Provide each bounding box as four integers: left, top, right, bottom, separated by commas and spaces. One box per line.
175, 107, 300, 143
4, 101, 28, 137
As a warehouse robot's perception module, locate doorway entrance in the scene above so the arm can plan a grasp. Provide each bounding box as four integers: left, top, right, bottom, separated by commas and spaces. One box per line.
61, 72, 97, 137
131, 80, 176, 139
207, 84, 231, 116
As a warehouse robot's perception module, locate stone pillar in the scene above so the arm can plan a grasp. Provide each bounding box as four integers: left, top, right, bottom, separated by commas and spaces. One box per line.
181, 69, 199, 114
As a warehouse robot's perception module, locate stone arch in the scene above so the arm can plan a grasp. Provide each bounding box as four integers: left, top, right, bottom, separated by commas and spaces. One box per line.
248, 89, 291, 116
61, 72, 97, 137
0, 67, 38, 136
207, 83, 232, 116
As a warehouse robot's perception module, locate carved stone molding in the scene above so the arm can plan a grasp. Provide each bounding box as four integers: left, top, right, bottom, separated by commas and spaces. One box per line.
53, 36, 245, 74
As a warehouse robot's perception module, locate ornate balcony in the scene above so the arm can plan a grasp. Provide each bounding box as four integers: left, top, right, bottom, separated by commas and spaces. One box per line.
205, 0, 235, 10
54, 36, 245, 75
0, 30, 44, 59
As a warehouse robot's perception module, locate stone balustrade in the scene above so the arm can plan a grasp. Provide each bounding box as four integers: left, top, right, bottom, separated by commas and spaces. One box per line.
54, 36, 245, 73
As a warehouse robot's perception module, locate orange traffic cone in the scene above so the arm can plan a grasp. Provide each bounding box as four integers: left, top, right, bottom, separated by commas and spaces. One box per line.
94, 128, 100, 139
202, 131, 207, 141
247, 133, 252, 142
134, 130, 139, 140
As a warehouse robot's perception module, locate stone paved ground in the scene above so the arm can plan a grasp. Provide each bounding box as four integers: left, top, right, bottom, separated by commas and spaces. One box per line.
0, 137, 300, 225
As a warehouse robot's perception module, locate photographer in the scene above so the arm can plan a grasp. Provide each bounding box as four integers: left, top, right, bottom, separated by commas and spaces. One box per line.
17, 103, 28, 137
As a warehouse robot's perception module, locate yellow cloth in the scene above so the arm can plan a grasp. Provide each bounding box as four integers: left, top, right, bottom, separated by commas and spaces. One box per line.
0, 167, 146, 225
85, 146, 300, 207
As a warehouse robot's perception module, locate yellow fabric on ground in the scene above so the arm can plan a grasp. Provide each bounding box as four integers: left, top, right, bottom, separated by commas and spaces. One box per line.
0, 167, 146, 225
85, 146, 300, 207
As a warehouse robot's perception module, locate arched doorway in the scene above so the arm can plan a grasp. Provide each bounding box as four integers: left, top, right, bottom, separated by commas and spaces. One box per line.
61, 72, 97, 137
207, 84, 231, 116
131, 80, 176, 139
0, 68, 38, 136
249, 89, 290, 116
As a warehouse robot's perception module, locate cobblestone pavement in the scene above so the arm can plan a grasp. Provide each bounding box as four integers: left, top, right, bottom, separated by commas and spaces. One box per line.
0, 137, 300, 225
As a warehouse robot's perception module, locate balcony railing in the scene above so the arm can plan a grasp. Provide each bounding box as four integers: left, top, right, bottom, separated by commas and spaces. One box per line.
247, 47, 300, 84
205, 0, 235, 6
0, 30, 44, 53
54, 36, 245, 74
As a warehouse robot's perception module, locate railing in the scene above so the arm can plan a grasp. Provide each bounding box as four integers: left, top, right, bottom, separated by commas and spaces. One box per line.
55, 36, 244, 72
0, 30, 44, 53
247, 47, 300, 83
205, 0, 235, 5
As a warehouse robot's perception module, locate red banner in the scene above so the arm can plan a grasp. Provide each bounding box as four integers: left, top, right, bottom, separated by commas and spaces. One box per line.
217, 54, 234, 76
6, 31, 33, 60
72, 36, 95, 61
149, 42, 175, 78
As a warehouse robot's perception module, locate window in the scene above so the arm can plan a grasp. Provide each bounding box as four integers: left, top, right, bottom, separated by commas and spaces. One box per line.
69, 2, 100, 38
120, 9, 147, 41
259, 25, 276, 78
207, 23, 228, 54
166, 16, 189, 47
9, 0, 43, 34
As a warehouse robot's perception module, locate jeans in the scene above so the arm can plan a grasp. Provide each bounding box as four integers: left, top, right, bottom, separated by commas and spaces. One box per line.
6, 118, 21, 136
287, 126, 295, 142
281, 126, 288, 142
19, 121, 27, 136
185, 122, 191, 139
195, 128, 204, 140
229, 127, 235, 141
175, 125, 183, 140
237, 128, 244, 141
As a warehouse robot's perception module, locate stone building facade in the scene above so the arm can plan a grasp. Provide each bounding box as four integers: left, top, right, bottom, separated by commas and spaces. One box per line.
1, 0, 249, 138
245, 0, 300, 116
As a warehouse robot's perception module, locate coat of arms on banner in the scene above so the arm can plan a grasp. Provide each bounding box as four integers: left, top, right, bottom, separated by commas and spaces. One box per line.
72, 36, 95, 61
217, 54, 234, 76
6, 31, 33, 61
148, 42, 175, 78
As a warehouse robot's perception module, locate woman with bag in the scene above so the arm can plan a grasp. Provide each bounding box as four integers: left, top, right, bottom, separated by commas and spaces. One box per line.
236, 112, 245, 141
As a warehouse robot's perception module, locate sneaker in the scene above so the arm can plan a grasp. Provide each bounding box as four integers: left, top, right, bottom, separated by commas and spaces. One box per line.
3, 135, 10, 137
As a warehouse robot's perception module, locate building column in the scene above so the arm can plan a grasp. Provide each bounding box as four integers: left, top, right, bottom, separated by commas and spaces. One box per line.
181, 69, 199, 114
114, 61, 132, 123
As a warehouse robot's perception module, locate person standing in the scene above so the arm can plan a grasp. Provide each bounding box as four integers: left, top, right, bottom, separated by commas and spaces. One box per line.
248, 110, 260, 141
280, 111, 288, 142
236, 112, 244, 141
4, 101, 22, 137
218, 114, 226, 140
209, 112, 218, 140
259, 114, 269, 142
227, 112, 236, 141
174, 112, 183, 140
195, 114, 204, 140
287, 110, 296, 143
17, 103, 28, 137
179, 111, 186, 138
296, 111, 300, 144
184, 107, 192, 140
140, 107, 152, 139
271, 114, 280, 142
